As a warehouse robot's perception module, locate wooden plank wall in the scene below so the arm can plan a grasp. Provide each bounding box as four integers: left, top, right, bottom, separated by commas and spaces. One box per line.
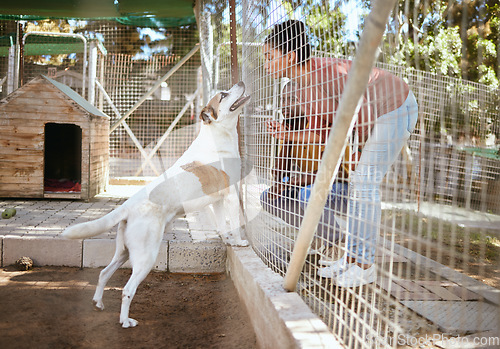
89, 115, 110, 198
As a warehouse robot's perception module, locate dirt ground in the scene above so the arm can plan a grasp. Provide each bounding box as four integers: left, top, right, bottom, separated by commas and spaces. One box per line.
0, 266, 258, 349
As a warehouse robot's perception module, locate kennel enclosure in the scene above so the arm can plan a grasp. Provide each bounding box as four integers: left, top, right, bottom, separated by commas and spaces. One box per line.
0, 75, 109, 200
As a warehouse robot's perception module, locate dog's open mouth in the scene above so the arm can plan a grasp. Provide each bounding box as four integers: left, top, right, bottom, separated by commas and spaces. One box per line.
229, 94, 251, 111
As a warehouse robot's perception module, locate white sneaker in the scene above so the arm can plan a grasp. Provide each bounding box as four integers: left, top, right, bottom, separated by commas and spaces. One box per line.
334, 264, 376, 287
317, 258, 350, 278
318, 246, 335, 266
319, 246, 345, 266
319, 258, 333, 266
308, 244, 325, 256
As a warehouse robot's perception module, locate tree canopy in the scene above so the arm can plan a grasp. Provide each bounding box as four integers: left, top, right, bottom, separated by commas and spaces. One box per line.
384, 0, 499, 88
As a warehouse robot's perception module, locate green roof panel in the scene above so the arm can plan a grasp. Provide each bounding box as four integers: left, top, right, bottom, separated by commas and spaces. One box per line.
0, 34, 86, 56
0, 0, 196, 26
0, 0, 195, 19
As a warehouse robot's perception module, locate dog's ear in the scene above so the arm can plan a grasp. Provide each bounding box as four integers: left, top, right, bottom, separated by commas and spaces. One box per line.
200, 106, 216, 124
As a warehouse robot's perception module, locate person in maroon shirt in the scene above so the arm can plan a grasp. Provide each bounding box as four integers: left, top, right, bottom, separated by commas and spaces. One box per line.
263, 20, 418, 287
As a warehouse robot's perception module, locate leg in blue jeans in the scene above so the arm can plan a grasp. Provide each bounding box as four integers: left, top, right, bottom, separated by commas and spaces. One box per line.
260, 182, 349, 245
299, 182, 349, 244
347, 92, 418, 265
260, 187, 303, 228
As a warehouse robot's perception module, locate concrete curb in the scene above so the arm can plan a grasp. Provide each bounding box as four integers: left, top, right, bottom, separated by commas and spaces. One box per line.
0, 235, 226, 273
227, 246, 341, 349
3, 236, 82, 267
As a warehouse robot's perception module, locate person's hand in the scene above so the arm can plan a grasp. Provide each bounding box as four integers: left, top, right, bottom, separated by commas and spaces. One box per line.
268, 182, 283, 198
267, 120, 289, 140
288, 175, 302, 187
290, 173, 315, 187
267, 179, 289, 201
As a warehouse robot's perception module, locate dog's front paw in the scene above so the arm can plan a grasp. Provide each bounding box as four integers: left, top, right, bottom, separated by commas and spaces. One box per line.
228, 239, 249, 247
121, 318, 138, 328
220, 229, 249, 247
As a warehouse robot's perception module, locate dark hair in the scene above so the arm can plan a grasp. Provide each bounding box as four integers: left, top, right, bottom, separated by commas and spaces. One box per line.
265, 20, 311, 65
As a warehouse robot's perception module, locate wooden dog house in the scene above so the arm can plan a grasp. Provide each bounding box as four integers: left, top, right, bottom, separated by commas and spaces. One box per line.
0, 75, 110, 200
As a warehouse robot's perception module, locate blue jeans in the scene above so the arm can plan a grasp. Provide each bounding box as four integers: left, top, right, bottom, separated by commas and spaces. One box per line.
347, 91, 418, 264
260, 181, 349, 245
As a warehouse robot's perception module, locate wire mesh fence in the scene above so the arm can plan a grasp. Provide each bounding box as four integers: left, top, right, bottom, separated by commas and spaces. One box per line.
200, 0, 499, 347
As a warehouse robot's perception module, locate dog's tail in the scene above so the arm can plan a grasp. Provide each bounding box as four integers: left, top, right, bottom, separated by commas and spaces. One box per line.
61, 207, 127, 239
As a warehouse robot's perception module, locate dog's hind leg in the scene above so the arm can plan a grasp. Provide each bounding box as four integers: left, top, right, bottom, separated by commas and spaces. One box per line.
93, 220, 129, 310
119, 221, 164, 328
119, 253, 159, 328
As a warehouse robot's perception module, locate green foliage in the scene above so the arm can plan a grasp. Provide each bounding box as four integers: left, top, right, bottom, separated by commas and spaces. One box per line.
280, 0, 355, 57
387, 0, 499, 88
378, 1, 499, 143
306, 7, 350, 56
390, 26, 463, 78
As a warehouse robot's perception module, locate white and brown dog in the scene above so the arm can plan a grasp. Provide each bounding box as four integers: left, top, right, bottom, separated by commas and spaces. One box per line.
62, 81, 251, 328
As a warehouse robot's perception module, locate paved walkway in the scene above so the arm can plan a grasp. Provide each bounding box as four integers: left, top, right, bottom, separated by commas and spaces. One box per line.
374, 242, 500, 348
382, 201, 500, 231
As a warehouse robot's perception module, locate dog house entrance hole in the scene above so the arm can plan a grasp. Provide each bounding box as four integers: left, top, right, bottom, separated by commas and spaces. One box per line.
44, 123, 82, 194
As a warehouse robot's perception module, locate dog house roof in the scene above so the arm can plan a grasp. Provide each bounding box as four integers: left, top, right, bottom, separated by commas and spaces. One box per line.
41, 75, 109, 119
